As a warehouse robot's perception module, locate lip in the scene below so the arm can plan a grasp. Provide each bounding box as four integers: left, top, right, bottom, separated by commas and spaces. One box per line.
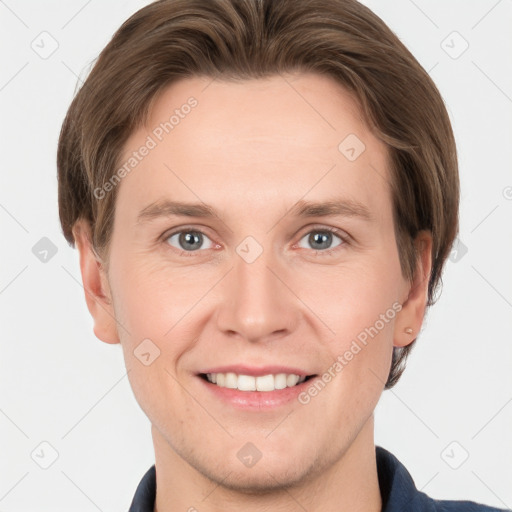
197, 365, 312, 377
196, 369, 319, 410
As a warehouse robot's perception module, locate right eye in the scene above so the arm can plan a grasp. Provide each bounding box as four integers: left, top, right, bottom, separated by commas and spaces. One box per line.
164, 229, 216, 254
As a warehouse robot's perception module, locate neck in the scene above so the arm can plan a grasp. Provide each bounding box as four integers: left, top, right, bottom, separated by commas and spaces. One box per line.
152, 415, 382, 512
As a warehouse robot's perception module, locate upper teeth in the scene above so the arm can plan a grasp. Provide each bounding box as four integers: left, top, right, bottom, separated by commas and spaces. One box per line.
206, 373, 307, 392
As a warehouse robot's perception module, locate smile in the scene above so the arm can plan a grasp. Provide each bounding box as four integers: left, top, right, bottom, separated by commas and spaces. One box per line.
200, 372, 315, 392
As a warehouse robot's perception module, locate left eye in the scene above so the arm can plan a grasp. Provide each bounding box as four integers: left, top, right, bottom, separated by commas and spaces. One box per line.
166, 230, 214, 252
297, 229, 344, 251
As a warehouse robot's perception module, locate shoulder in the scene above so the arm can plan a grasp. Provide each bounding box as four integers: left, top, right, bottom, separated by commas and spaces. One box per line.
128, 464, 156, 512
433, 499, 507, 511
376, 446, 507, 512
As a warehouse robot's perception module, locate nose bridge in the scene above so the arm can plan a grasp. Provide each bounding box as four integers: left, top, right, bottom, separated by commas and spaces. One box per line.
216, 239, 296, 342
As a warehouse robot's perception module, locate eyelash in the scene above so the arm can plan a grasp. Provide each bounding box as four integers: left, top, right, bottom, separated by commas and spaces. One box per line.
161, 225, 349, 258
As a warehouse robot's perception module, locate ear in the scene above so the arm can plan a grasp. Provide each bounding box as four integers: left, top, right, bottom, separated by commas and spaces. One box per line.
72, 219, 120, 345
394, 230, 433, 348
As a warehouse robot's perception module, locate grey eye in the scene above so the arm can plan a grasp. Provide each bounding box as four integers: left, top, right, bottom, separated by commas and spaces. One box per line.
166, 231, 214, 251
298, 230, 343, 251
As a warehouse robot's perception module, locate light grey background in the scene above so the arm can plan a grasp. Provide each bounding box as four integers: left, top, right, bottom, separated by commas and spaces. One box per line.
0, 0, 511, 510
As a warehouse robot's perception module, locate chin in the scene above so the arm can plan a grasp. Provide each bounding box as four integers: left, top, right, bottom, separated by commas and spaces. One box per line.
200, 459, 313, 495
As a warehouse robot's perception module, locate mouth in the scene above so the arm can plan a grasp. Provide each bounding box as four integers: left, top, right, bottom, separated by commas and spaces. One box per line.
198, 372, 317, 392
196, 364, 320, 409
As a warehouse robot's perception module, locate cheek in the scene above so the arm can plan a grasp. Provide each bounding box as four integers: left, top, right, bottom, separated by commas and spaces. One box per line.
109, 255, 214, 341
108, 258, 200, 421
299, 255, 401, 333
298, 257, 400, 381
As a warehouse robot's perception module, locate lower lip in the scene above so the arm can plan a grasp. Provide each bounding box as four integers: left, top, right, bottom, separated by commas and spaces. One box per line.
198, 375, 317, 410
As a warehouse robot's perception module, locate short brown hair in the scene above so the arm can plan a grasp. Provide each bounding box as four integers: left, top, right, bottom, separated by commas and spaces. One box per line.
57, 0, 459, 388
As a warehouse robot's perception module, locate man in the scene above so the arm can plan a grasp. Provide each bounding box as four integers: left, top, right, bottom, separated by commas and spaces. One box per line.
57, 0, 506, 510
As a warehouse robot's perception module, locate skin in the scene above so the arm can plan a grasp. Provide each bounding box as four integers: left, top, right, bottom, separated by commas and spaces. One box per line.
74, 72, 432, 512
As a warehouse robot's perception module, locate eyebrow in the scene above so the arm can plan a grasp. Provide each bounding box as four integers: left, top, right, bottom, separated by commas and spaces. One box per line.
136, 197, 374, 224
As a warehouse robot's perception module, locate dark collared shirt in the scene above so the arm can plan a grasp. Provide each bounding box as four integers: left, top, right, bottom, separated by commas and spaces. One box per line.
128, 445, 506, 511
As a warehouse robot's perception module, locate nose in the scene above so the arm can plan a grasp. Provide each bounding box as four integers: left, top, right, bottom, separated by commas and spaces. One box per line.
215, 246, 299, 344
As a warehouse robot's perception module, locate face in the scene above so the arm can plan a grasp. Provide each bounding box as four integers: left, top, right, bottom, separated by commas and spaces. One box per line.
78, 72, 430, 492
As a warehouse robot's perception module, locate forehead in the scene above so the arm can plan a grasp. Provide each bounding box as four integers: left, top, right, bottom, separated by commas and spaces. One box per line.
142, 72, 369, 155
115, 72, 391, 224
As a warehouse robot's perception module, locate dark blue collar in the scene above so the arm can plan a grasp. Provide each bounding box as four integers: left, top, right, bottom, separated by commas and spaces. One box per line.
128, 445, 504, 511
